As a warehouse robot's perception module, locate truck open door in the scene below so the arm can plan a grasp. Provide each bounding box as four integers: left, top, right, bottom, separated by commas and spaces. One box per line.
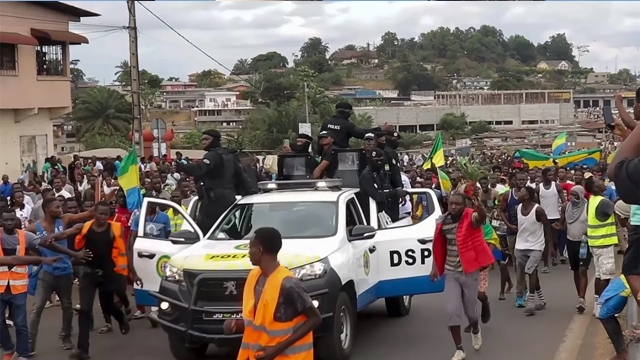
366, 189, 445, 316
133, 198, 202, 307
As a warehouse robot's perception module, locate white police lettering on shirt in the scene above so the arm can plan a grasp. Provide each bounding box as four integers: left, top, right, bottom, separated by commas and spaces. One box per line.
327, 124, 341, 130
389, 248, 432, 267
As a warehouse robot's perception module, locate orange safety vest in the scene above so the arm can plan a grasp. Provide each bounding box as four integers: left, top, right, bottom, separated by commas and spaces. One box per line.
237, 266, 314, 360
0, 230, 29, 294
75, 220, 128, 276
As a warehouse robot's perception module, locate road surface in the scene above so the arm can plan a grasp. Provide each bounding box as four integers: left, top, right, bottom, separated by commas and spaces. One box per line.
12, 265, 604, 360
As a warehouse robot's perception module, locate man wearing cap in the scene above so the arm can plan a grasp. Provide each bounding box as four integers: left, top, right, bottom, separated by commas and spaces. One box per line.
177, 129, 253, 233
359, 148, 408, 221
321, 102, 393, 149
312, 131, 338, 179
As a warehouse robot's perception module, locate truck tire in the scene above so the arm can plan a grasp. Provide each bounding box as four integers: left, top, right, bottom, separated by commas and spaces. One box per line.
316, 292, 355, 360
167, 334, 208, 360
385, 295, 412, 317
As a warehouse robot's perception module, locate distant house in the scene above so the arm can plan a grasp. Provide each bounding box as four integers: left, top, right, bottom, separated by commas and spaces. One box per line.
586, 72, 610, 85
536, 60, 573, 71
329, 50, 378, 66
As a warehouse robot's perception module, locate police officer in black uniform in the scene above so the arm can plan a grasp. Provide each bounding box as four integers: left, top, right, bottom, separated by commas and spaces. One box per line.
374, 132, 403, 221
358, 148, 408, 221
177, 129, 254, 234
320, 102, 393, 148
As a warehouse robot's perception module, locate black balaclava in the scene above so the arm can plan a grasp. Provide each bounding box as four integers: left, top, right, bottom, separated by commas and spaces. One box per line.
376, 134, 386, 150
367, 149, 386, 172
335, 101, 353, 120
203, 129, 221, 151
290, 134, 313, 154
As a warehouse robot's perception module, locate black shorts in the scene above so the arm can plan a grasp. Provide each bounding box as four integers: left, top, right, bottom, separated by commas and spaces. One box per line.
566, 240, 591, 271
622, 226, 640, 276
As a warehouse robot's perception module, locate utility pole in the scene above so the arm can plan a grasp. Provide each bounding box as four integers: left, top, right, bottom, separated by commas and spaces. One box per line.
303, 82, 310, 123
127, 0, 143, 156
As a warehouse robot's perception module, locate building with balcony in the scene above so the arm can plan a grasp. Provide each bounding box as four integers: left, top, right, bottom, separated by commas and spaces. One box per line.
52, 116, 80, 154
193, 91, 252, 133
160, 81, 208, 109
0, 1, 98, 178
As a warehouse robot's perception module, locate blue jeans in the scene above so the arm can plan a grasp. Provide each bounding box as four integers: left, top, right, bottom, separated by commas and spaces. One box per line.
0, 291, 29, 357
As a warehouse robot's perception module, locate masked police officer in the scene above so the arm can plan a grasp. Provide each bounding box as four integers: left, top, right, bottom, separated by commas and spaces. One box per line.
374, 132, 403, 221
359, 148, 408, 219
177, 129, 253, 234
320, 102, 393, 148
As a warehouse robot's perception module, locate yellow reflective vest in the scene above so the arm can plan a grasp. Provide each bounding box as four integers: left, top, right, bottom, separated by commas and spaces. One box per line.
587, 195, 618, 247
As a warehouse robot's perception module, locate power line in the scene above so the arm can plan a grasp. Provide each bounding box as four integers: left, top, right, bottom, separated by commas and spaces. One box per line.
136, 1, 311, 121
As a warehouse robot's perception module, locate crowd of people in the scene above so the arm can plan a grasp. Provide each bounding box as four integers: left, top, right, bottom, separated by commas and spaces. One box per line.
0, 89, 638, 360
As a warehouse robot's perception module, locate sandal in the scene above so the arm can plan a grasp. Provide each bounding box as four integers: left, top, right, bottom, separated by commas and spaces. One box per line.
98, 324, 113, 334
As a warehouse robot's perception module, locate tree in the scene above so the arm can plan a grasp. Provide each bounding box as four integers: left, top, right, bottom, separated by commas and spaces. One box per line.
174, 130, 202, 149
536, 33, 575, 63
114, 59, 130, 86
73, 87, 132, 138
295, 37, 331, 74
193, 69, 226, 88
438, 112, 468, 138
70, 59, 85, 88
507, 35, 537, 65
249, 52, 288, 73
386, 55, 438, 96
166, 76, 180, 82
610, 68, 635, 85
231, 59, 252, 75
469, 121, 493, 135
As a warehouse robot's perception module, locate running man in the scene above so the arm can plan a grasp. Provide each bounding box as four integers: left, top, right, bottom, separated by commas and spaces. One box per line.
535, 167, 565, 272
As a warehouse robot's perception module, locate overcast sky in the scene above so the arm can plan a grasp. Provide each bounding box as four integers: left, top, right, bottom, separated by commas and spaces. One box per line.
67, 1, 640, 84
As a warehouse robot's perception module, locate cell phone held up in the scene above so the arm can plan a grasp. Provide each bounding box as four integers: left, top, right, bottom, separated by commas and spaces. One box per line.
283, 139, 290, 147
602, 106, 615, 131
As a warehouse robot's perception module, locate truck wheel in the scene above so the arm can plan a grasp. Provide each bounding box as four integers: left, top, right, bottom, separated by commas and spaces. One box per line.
385, 295, 412, 317
167, 334, 208, 360
316, 292, 355, 360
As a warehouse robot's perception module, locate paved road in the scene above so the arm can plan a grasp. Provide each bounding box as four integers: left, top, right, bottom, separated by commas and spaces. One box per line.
13, 265, 597, 360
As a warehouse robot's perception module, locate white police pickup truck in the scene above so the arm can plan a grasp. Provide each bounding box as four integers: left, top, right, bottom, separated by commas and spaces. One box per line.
132, 179, 444, 360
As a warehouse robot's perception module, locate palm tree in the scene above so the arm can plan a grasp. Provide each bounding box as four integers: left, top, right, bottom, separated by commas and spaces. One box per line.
299, 37, 329, 59
231, 59, 252, 75
73, 87, 133, 138
114, 60, 131, 86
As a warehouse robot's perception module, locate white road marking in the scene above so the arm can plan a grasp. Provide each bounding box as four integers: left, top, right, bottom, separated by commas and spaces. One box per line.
553, 278, 596, 360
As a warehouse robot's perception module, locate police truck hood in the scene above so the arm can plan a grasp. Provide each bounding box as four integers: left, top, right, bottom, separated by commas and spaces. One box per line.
168, 239, 332, 271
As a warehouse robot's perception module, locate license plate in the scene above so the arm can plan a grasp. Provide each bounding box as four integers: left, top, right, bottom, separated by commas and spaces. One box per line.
202, 312, 242, 320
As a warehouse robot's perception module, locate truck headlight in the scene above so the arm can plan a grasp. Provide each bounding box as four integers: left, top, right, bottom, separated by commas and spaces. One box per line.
164, 264, 184, 283
291, 259, 329, 281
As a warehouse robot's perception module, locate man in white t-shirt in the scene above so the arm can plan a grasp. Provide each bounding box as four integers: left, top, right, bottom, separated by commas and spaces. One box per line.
52, 178, 73, 199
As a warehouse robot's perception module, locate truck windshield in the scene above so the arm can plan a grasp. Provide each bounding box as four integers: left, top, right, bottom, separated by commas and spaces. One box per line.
209, 201, 337, 240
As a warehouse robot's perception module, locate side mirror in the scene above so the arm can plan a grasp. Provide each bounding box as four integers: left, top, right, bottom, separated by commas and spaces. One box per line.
349, 225, 376, 241
168, 229, 200, 245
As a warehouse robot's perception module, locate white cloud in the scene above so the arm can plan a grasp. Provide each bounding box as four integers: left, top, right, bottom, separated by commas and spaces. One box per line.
66, 1, 640, 83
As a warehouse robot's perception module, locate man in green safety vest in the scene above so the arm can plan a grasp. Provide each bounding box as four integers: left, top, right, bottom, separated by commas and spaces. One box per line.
585, 176, 618, 317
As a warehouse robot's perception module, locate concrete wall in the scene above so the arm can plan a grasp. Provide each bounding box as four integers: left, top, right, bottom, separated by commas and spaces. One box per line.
355, 103, 575, 129
0, 109, 56, 179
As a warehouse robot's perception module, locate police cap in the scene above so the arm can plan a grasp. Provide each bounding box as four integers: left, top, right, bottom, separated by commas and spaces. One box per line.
203, 129, 221, 139
363, 133, 376, 140
387, 131, 401, 139
335, 102, 353, 111
368, 148, 385, 159
318, 131, 333, 139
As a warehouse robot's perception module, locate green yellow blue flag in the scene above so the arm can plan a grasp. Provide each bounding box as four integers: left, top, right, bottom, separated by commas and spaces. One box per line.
514, 148, 601, 169
423, 132, 445, 170
117, 149, 142, 211
437, 168, 451, 194
552, 132, 567, 157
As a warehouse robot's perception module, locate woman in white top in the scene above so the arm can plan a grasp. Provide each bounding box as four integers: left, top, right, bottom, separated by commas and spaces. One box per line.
11, 190, 32, 229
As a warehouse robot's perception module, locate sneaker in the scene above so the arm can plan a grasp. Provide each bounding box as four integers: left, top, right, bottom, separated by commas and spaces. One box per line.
541, 267, 550, 274
132, 310, 145, 320
525, 304, 536, 316
69, 349, 91, 360
515, 296, 525, 308
5, 319, 13, 327
62, 338, 74, 350
593, 302, 601, 317
576, 299, 586, 314
535, 302, 546, 311
559, 256, 567, 264
451, 349, 466, 360
29, 339, 36, 356
44, 301, 54, 309
471, 328, 482, 350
